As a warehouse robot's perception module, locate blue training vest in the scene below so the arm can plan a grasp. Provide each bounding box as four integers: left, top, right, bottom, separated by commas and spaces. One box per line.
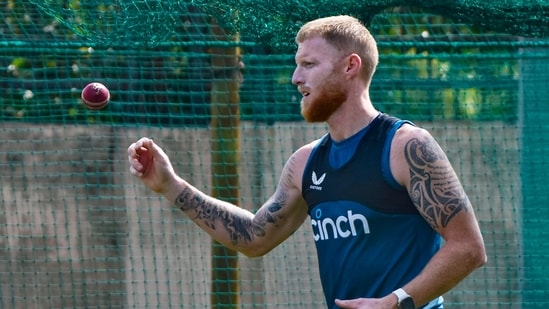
302, 113, 443, 309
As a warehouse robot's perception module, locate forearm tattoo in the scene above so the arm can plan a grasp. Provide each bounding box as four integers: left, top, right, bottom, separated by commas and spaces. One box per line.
175, 187, 253, 245
405, 136, 468, 229
175, 186, 286, 246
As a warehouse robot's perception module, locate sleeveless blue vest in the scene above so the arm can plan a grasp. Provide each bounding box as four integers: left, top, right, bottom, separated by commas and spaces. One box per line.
302, 114, 443, 308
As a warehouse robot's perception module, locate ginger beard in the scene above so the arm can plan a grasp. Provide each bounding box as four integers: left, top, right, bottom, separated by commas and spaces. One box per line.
301, 75, 347, 123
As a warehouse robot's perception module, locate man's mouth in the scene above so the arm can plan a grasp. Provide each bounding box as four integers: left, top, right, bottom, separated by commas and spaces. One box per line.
298, 87, 310, 97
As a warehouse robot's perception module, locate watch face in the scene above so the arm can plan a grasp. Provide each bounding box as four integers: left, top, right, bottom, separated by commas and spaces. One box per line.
400, 297, 415, 309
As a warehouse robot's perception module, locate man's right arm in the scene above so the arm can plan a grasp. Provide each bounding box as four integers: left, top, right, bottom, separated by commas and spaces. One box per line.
128, 137, 311, 257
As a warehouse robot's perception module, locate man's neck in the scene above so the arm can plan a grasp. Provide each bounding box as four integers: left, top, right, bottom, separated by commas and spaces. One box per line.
327, 99, 378, 142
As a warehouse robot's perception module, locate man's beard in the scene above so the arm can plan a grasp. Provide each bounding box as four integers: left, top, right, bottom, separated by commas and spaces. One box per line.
301, 79, 347, 123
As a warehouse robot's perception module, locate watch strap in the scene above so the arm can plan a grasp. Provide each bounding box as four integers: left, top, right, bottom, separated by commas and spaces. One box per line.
392, 288, 410, 303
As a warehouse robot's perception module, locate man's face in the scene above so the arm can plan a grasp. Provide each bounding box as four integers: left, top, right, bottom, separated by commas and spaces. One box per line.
292, 37, 348, 123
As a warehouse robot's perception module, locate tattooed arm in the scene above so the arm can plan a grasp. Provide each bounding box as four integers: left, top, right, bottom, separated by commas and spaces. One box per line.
128, 137, 310, 257
388, 125, 487, 308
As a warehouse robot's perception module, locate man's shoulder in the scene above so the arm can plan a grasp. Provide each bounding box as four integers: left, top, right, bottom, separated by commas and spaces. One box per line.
392, 122, 432, 145
295, 137, 323, 156
284, 138, 326, 190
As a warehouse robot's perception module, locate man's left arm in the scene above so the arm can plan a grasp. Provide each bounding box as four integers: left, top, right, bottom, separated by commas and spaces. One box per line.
392, 126, 487, 308
335, 125, 487, 309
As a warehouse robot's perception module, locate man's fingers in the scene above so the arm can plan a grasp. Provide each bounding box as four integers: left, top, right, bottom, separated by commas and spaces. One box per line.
129, 164, 143, 177
128, 152, 145, 176
127, 137, 155, 177
334, 299, 357, 309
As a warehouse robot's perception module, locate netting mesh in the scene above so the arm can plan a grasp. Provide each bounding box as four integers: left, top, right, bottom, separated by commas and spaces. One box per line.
1, 1, 549, 308
26, 0, 185, 46
24, 0, 549, 49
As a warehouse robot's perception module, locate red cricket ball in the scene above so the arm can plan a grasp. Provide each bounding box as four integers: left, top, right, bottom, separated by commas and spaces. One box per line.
81, 82, 110, 109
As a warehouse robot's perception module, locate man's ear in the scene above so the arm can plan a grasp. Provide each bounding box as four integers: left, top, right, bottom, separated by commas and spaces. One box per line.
345, 54, 362, 78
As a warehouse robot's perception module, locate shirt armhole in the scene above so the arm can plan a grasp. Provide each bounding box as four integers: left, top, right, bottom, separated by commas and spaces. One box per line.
381, 120, 414, 190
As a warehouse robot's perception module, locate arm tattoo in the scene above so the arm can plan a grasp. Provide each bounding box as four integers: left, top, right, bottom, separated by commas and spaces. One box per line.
405, 136, 468, 229
174, 184, 287, 245
252, 154, 296, 235
251, 191, 286, 237
175, 187, 254, 245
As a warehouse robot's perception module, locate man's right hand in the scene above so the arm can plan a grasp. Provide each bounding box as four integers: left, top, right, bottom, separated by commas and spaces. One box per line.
127, 137, 176, 194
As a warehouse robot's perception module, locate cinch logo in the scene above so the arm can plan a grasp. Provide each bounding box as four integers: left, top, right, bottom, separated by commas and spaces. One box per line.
310, 171, 326, 191
311, 209, 370, 241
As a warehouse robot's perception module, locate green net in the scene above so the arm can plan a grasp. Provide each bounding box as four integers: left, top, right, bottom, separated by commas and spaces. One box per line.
24, 0, 549, 49
2, 1, 549, 308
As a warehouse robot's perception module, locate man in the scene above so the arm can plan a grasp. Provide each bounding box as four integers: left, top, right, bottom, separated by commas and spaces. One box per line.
127, 15, 486, 309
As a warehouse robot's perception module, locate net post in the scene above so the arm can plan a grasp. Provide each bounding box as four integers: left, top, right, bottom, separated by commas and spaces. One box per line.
209, 18, 242, 309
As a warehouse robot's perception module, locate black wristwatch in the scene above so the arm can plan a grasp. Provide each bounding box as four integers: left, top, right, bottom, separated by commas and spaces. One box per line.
393, 288, 415, 309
